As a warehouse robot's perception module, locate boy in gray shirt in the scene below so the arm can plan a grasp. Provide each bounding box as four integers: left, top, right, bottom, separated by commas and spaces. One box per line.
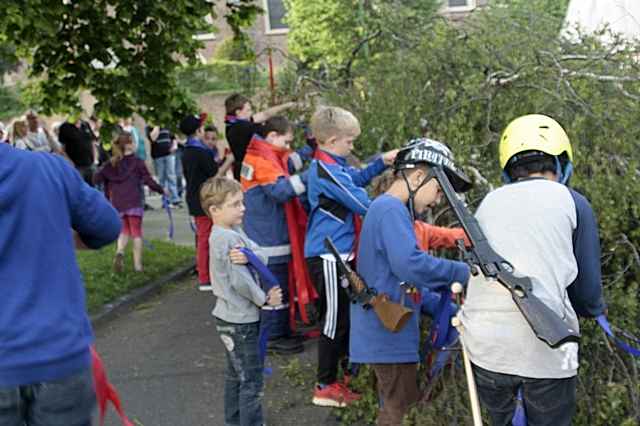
200, 177, 282, 426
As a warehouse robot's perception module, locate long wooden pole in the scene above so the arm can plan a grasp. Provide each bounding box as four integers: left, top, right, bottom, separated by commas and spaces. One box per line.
451, 282, 483, 426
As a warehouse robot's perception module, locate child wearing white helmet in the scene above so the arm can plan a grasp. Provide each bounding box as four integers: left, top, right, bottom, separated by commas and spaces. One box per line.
350, 138, 472, 425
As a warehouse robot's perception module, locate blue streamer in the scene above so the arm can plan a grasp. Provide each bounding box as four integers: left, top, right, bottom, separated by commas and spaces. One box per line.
238, 247, 282, 376
597, 315, 640, 357
512, 387, 527, 426
161, 196, 174, 240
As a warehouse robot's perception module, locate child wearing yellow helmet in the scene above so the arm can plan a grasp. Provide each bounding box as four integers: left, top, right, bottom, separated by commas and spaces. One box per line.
459, 114, 605, 426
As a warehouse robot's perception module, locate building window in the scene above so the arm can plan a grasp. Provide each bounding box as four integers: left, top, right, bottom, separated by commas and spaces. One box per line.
446, 0, 476, 12
263, 0, 288, 34
193, 14, 216, 41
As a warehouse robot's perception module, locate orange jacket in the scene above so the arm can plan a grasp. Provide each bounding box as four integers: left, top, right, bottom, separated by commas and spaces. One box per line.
414, 221, 470, 251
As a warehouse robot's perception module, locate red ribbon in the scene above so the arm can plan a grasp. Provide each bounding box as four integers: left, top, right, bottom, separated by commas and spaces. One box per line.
91, 346, 133, 426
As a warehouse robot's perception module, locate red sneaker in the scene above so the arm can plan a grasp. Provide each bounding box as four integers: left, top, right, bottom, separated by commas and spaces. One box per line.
336, 383, 361, 403
312, 383, 360, 407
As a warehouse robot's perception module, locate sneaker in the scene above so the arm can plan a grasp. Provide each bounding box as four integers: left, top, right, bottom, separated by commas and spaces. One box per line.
199, 283, 212, 291
336, 383, 361, 403
312, 383, 360, 408
170, 202, 183, 209
143, 203, 155, 211
112, 252, 124, 273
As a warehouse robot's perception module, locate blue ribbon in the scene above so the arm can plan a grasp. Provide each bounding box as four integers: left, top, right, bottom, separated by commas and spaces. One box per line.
238, 247, 281, 376
422, 288, 458, 381
161, 196, 174, 240
512, 388, 527, 426
597, 315, 640, 357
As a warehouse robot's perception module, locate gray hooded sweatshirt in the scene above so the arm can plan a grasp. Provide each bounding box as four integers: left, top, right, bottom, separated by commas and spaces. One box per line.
209, 225, 267, 323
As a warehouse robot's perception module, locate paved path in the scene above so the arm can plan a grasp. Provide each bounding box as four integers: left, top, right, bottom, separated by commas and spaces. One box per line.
95, 278, 340, 426
95, 195, 343, 425
142, 194, 195, 247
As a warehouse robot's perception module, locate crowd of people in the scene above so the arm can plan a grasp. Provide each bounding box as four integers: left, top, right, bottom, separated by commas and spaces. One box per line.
0, 93, 606, 426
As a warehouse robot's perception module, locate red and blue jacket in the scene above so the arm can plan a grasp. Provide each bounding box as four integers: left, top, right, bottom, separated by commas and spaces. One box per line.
241, 135, 317, 324
241, 135, 307, 265
304, 149, 386, 258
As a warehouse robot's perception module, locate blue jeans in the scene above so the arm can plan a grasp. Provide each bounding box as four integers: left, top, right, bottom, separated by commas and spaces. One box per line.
174, 149, 184, 197
153, 154, 180, 203
0, 368, 95, 426
472, 364, 577, 426
215, 318, 264, 426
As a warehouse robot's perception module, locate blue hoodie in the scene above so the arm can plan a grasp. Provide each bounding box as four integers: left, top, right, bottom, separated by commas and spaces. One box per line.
350, 194, 470, 364
0, 144, 121, 386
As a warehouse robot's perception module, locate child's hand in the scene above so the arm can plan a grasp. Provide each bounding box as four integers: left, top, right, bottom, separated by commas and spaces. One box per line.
382, 149, 399, 166
229, 248, 248, 264
266, 287, 283, 306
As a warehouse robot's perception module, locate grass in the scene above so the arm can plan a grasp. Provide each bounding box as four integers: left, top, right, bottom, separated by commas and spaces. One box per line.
77, 239, 195, 313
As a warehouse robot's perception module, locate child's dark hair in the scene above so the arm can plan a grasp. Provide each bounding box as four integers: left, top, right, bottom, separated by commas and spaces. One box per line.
258, 116, 293, 138
225, 93, 250, 115
204, 124, 218, 134
505, 151, 567, 181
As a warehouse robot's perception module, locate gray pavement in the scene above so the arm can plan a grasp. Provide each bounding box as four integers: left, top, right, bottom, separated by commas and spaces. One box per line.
95, 278, 340, 426
96, 195, 341, 426
143, 194, 196, 247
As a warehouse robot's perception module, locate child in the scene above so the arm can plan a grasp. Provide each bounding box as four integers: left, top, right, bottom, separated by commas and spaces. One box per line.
459, 114, 605, 426
241, 116, 310, 355
94, 130, 166, 272
304, 106, 398, 407
203, 125, 234, 178
370, 169, 469, 251
350, 139, 472, 425
224, 93, 297, 180
180, 114, 219, 291
200, 177, 283, 426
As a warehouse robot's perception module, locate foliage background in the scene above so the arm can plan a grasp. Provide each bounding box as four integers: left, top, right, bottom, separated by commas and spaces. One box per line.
282, 0, 640, 424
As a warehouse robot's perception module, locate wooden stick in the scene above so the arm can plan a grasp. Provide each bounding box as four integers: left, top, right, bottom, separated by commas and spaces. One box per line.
451, 283, 483, 426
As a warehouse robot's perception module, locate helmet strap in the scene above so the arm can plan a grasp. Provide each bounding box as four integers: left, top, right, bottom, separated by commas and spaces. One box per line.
400, 168, 435, 220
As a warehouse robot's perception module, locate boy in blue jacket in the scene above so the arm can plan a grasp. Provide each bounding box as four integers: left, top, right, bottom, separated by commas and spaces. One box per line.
304, 106, 398, 407
0, 143, 121, 424
351, 139, 471, 425
240, 116, 311, 354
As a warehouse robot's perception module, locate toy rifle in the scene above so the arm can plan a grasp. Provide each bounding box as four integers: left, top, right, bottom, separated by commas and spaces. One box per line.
324, 237, 413, 333
432, 167, 580, 347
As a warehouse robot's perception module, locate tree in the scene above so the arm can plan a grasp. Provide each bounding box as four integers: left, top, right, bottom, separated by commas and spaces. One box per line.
283, 0, 640, 424
284, 0, 440, 81
0, 0, 261, 125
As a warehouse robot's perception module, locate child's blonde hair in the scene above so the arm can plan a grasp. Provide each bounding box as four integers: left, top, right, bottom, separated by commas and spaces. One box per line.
200, 177, 242, 218
310, 106, 361, 144
110, 131, 133, 167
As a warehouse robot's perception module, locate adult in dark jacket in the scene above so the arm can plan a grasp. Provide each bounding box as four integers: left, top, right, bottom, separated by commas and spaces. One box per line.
58, 121, 95, 186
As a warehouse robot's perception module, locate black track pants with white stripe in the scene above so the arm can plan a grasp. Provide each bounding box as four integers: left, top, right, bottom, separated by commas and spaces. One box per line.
307, 256, 351, 385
